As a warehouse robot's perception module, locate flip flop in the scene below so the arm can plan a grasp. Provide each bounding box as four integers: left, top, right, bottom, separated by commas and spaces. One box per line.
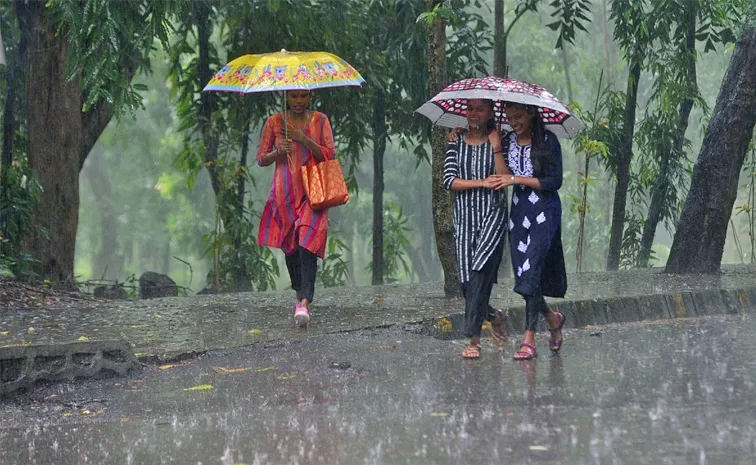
461, 344, 481, 359
548, 311, 566, 353
513, 342, 537, 360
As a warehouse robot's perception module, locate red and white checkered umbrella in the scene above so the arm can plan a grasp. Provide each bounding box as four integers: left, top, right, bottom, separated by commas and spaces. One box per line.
415, 76, 584, 138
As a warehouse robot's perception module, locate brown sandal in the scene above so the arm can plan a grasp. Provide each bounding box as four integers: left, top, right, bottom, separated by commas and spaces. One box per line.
461, 344, 481, 359
491, 310, 507, 349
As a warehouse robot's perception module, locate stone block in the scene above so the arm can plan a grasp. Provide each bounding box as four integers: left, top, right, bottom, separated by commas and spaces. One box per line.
2, 339, 140, 396
0, 356, 27, 383
604, 296, 640, 323
637, 295, 671, 321
665, 294, 689, 318
692, 289, 727, 315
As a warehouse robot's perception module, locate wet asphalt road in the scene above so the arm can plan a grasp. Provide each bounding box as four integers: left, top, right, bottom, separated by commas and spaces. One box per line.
1, 314, 755, 465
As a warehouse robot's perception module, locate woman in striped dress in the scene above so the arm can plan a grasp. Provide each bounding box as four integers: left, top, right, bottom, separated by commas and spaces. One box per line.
444, 99, 510, 359
257, 90, 335, 327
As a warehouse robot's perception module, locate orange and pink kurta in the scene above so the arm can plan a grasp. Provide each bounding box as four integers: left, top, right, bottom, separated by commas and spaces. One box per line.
256, 111, 335, 258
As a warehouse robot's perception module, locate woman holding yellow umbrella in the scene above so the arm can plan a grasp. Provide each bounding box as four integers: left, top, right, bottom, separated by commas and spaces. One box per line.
205, 50, 364, 326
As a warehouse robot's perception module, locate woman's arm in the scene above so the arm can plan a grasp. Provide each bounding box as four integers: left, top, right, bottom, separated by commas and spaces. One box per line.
444, 141, 495, 191
257, 117, 282, 167
288, 113, 336, 162
489, 130, 511, 176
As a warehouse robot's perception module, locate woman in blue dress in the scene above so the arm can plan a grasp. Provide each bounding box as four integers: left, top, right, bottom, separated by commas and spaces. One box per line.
499, 103, 567, 360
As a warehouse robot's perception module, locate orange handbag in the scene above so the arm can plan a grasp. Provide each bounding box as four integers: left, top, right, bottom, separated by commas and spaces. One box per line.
301, 157, 350, 210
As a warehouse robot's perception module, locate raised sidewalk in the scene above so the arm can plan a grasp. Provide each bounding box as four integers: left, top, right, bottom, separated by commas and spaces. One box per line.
2, 266, 755, 394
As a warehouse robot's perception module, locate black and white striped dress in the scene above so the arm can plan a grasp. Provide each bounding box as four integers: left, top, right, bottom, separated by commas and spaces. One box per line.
444, 138, 507, 283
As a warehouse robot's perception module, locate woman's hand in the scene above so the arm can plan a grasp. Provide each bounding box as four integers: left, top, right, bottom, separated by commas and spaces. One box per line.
498, 174, 516, 188
483, 174, 510, 190
286, 123, 307, 143
448, 127, 466, 142
278, 139, 293, 155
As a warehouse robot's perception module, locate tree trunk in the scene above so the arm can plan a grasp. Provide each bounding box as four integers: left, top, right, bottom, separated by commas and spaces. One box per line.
665, 15, 756, 274
233, 109, 252, 291
371, 89, 386, 285
194, 0, 220, 196
84, 154, 123, 280
637, 3, 697, 268
17, 2, 82, 284
601, 0, 613, 87
606, 59, 641, 271
493, 0, 506, 77
1, 61, 15, 254
428, 1, 460, 297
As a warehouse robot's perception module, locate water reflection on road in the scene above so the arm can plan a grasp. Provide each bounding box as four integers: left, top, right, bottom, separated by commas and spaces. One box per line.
1, 314, 755, 464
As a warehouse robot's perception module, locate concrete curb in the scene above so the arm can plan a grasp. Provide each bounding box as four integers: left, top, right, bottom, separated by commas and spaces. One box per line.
421, 287, 756, 340
0, 339, 141, 396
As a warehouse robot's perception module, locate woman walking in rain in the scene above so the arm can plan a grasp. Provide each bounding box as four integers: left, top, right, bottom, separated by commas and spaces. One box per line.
498, 102, 567, 360
257, 90, 335, 327
443, 99, 509, 359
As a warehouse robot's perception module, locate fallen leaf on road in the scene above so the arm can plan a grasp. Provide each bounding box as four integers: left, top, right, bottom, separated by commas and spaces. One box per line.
377, 345, 396, 350
373, 295, 383, 303
183, 384, 213, 391
79, 409, 104, 415
437, 317, 452, 333
213, 366, 253, 374
62, 412, 72, 417
247, 329, 263, 335
122, 417, 131, 422
529, 445, 548, 451
42, 322, 59, 328
158, 364, 187, 370
256, 366, 275, 372
0, 331, 8, 336
277, 375, 296, 380
481, 322, 491, 331
77, 336, 89, 341
430, 412, 448, 417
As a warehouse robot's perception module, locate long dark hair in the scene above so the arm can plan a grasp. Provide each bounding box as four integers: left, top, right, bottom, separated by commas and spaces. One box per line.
507, 103, 550, 178
483, 99, 497, 133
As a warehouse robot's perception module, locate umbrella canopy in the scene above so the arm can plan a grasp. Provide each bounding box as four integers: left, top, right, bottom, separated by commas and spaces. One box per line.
415, 76, 584, 138
203, 49, 365, 93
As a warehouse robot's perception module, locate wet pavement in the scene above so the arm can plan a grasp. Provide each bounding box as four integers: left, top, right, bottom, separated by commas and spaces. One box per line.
1, 314, 755, 464
2, 266, 755, 358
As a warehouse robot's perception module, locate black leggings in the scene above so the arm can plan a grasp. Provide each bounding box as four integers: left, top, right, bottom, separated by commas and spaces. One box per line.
462, 244, 504, 339
284, 246, 318, 302
524, 292, 550, 332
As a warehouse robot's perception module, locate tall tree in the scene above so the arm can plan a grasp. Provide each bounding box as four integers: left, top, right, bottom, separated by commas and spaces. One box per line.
665, 4, 756, 274
635, 0, 740, 267
605, 0, 650, 271
426, 1, 460, 296
13, 0, 169, 283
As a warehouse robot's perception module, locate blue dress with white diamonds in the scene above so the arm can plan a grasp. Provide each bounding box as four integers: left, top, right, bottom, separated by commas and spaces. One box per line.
505, 131, 567, 298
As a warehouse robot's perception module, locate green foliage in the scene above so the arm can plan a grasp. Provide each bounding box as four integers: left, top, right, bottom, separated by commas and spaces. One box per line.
318, 236, 351, 288
547, 0, 592, 49
202, 156, 278, 292
49, 0, 173, 115
367, 202, 413, 283
735, 141, 756, 263
0, 162, 43, 281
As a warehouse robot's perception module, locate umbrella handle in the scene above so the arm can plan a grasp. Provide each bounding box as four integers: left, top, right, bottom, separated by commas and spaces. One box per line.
283, 90, 288, 140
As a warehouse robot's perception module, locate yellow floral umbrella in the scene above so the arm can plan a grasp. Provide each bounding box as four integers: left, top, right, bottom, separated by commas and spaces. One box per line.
203, 49, 364, 138
203, 49, 365, 93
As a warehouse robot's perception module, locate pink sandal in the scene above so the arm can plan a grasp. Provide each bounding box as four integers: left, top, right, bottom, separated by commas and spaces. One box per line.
513, 342, 537, 360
